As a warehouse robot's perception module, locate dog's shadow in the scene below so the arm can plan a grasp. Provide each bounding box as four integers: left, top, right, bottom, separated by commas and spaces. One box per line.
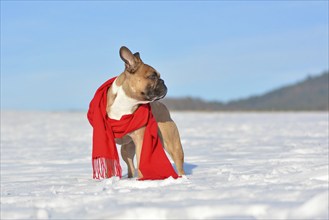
173, 162, 197, 175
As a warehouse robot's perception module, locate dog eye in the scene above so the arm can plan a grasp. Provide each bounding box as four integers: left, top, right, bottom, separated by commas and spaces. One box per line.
148, 72, 158, 80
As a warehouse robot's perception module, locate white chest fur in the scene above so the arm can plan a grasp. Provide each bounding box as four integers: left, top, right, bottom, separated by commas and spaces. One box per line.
107, 79, 145, 120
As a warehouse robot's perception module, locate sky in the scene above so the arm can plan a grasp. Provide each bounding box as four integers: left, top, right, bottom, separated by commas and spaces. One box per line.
1, 1, 328, 111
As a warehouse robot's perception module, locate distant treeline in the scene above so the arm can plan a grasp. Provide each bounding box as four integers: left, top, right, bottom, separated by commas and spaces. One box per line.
162, 71, 329, 111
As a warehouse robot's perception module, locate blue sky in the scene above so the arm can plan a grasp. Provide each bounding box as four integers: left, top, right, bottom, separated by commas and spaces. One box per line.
1, 1, 328, 110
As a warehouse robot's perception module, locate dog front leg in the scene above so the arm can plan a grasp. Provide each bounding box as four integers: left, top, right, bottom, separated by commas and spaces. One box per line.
120, 141, 136, 178
129, 127, 145, 179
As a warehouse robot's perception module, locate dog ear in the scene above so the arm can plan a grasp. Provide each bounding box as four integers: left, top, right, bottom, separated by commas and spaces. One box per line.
134, 52, 141, 60
119, 46, 140, 73
134, 52, 143, 64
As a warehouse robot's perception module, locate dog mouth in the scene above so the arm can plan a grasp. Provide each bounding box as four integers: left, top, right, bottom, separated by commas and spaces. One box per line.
146, 91, 167, 102
151, 92, 166, 101
144, 86, 167, 102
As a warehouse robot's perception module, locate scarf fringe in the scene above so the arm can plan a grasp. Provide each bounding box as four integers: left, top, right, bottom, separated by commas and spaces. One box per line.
92, 157, 122, 179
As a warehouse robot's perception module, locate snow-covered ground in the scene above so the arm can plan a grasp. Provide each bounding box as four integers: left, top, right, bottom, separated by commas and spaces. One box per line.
1, 111, 328, 219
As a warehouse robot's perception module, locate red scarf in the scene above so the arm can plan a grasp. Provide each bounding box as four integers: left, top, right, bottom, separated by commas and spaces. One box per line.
87, 77, 178, 180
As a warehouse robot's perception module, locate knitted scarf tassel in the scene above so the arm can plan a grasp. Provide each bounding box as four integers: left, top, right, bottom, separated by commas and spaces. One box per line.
92, 157, 122, 179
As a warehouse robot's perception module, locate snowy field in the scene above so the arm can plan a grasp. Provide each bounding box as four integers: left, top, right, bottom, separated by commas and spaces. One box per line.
1, 111, 328, 219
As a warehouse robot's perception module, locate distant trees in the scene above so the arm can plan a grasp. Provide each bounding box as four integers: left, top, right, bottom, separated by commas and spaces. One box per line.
162, 71, 329, 111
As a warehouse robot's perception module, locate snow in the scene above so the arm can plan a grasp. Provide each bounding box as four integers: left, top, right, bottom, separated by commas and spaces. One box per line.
1, 111, 328, 219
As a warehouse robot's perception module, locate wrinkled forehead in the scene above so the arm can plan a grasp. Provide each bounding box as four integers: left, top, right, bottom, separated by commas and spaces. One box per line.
138, 64, 157, 74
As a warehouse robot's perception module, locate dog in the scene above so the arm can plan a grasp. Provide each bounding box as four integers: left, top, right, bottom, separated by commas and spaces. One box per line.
106, 46, 185, 178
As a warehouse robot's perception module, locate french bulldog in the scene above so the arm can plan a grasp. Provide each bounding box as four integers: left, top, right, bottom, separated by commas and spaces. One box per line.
106, 46, 185, 178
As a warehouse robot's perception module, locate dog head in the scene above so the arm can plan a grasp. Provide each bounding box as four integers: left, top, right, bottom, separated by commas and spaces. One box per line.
119, 46, 167, 102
